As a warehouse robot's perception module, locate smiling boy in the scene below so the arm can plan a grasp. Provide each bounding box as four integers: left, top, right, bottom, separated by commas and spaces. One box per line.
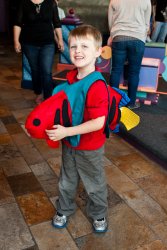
46, 25, 109, 233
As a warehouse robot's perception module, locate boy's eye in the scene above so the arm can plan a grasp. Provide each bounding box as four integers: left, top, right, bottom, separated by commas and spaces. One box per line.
70, 45, 77, 49
82, 45, 88, 48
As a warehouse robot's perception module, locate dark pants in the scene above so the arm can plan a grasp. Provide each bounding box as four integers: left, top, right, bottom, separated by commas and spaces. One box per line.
22, 43, 55, 99
110, 38, 145, 105
56, 144, 108, 220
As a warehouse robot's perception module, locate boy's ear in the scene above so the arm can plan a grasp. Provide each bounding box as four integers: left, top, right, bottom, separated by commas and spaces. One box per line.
96, 47, 102, 58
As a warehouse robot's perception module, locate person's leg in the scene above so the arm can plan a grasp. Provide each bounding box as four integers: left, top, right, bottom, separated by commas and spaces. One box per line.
156, 22, 167, 43
110, 40, 127, 88
151, 22, 162, 42
75, 146, 108, 221
39, 44, 55, 99
56, 144, 80, 216
22, 44, 42, 96
127, 39, 145, 106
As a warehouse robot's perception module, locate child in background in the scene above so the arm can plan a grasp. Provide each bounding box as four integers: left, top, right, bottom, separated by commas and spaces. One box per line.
55, 0, 65, 20
46, 25, 109, 233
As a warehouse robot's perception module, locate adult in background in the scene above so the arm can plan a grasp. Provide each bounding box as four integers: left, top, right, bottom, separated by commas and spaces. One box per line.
151, 0, 167, 43
13, 0, 64, 104
107, 0, 151, 109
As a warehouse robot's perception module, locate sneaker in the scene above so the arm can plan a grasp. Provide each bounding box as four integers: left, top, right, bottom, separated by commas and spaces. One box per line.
127, 102, 140, 110
52, 212, 67, 228
93, 217, 108, 233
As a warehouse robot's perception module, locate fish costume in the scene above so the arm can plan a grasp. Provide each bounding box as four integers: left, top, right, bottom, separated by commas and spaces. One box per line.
25, 71, 140, 148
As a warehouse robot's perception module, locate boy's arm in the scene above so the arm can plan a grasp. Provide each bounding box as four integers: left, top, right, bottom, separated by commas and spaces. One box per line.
46, 116, 105, 141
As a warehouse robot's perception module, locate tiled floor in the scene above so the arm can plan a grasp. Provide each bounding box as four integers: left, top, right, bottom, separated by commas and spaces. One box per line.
0, 40, 167, 250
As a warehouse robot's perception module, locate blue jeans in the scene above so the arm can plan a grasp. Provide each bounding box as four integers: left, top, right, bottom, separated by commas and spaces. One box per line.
22, 43, 55, 99
110, 39, 145, 105
151, 22, 167, 43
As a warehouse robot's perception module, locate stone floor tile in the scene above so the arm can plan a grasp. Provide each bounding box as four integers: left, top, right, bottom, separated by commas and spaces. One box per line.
0, 133, 13, 144
37, 177, 59, 198
122, 189, 167, 226
105, 165, 139, 195
5, 98, 35, 110
5, 122, 24, 134
21, 89, 35, 101
23, 246, 39, 250
0, 172, 15, 205
30, 162, 59, 198
136, 172, 167, 213
47, 156, 61, 177
7, 172, 43, 196
67, 208, 92, 239
105, 135, 134, 163
109, 203, 158, 250
75, 203, 156, 250
17, 144, 43, 165
113, 152, 158, 180
1, 115, 18, 124
134, 240, 167, 250
12, 108, 33, 124
0, 143, 21, 161
0, 88, 22, 100
0, 105, 11, 117
0, 203, 35, 250
75, 231, 114, 250
30, 221, 78, 250
32, 139, 61, 159
17, 191, 55, 226
152, 221, 167, 245
11, 132, 32, 146
107, 184, 123, 209
2, 157, 31, 176
30, 162, 56, 178
0, 119, 8, 134
103, 155, 113, 167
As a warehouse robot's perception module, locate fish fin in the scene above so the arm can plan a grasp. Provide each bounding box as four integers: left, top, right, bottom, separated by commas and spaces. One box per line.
120, 107, 140, 130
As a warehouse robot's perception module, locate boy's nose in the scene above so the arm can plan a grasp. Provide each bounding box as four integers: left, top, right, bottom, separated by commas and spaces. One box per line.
75, 46, 81, 53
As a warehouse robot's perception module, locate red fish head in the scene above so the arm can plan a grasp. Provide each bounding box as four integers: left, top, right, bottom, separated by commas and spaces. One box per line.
25, 91, 72, 148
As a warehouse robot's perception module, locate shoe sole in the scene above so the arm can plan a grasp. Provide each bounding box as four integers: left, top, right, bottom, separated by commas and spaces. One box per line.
52, 221, 67, 229
93, 226, 108, 233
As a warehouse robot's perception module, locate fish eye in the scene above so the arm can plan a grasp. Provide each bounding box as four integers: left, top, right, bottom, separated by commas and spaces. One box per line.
33, 118, 41, 126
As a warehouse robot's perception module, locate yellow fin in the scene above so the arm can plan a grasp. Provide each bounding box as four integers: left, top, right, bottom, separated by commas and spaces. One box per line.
120, 107, 140, 130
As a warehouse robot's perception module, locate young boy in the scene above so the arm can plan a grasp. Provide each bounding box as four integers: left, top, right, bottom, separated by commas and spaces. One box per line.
46, 25, 109, 233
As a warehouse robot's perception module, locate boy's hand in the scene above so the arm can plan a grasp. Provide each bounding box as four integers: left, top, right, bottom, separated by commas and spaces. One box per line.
46, 125, 68, 141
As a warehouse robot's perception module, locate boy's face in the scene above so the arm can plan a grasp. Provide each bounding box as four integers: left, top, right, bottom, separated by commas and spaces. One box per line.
69, 36, 102, 71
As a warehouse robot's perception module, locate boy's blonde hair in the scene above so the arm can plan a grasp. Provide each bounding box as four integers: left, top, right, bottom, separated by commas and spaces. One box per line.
68, 25, 102, 49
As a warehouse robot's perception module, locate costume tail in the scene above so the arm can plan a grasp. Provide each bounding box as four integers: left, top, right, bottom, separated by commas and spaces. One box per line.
120, 107, 140, 130
107, 86, 140, 133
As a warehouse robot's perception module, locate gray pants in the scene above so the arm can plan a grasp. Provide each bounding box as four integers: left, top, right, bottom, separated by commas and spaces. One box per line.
56, 144, 108, 220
